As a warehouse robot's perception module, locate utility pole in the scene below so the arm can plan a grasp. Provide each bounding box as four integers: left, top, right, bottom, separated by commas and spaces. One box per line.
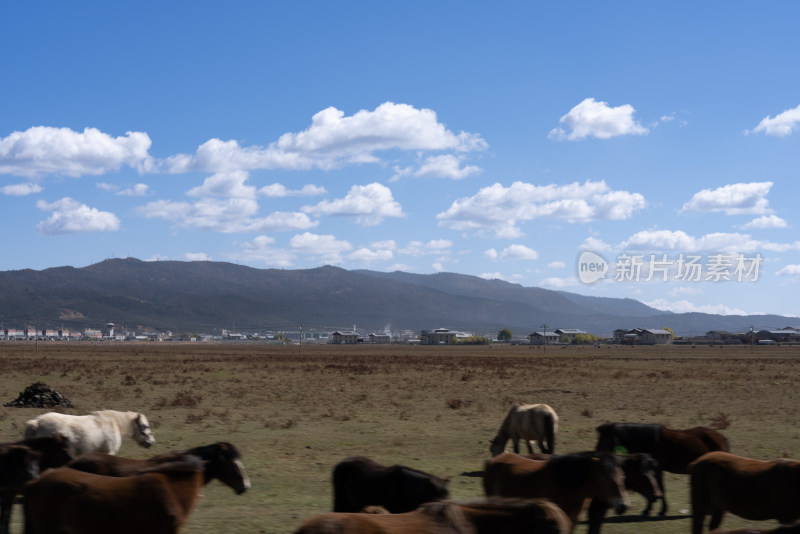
299, 322, 303, 353
541, 323, 548, 354
750, 325, 754, 352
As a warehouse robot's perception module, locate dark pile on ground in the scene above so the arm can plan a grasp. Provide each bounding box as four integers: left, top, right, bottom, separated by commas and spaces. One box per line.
4, 382, 74, 408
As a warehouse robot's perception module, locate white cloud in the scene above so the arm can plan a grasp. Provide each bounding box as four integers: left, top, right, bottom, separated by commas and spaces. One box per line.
737, 214, 788, 230
681, 182, 773, 215
0, 182, 42, 196
548, 98, 648, 141
746, 104, 800, 137
437, 180, 645, 238
187, 170, 256, 199
98, 182, 150, 196
136, 198, 317, 233
347, 248, 394, 263
580, 236, 612, 252
36, 197, 120, 234
0, 126, 152, 178
399, 239, 452, 257
162, 102, 486, 173
228, 235, 296, 268
618, 229, 800, 253
413, 154, 481, 180
776, 265, 800, 276
432, 262, 445, 272
547, 261, 566, 269
644, 298, 748, 316
370, 240, 396, 251
302, 183, 404, 226
485, 244, 538, 261
289, 232, 352, 264
258, 183, 326, 198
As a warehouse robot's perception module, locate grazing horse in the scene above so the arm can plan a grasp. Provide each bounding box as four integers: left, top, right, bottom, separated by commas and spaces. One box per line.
23, 457, 206, 534
332, 456, 450, 513
490, 403, 558, 456
24, 410, 155, 456
0, 436, 73, 534
66, 441, 250, 494
483, 452, 629, 531
527, 451, 662, 534
690, 451, 800, 534
294, 498, 571, 534
595, 422, 729, 515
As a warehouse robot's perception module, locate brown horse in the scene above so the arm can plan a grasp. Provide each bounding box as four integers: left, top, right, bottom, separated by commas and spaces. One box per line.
595, 422, 729, 515
483, 452, 628, 531
527, 451, 661, 533
293, 498, 571, 534
333, 456, 449, 513
490, 403, 558, 456
690, 451, 800, 534
0, 436, 73, 534
66, 441, 250, 494
23, 457, 207, 534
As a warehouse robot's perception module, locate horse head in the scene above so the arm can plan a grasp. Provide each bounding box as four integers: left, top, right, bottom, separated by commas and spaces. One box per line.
489, 436, 506, 457
590, 453, 630, 515
133, 413, 156, 449
202, 442, 250, 495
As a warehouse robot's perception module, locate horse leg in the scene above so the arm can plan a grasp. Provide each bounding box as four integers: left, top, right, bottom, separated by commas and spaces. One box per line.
586, 498, 609, 534
0, 494, 12, 534
512, 440, 520, 454
527, 441, 535, 454
655, 468, 667, 516
708, 509, 725, 532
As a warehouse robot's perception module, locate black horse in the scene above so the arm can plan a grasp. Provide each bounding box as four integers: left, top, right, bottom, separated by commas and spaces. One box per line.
0, 435, 73, 534
595, 422, 729, 516
332, 456, 450, 513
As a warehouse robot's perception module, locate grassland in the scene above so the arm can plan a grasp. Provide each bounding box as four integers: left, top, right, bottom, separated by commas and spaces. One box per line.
1, 341, 798, 534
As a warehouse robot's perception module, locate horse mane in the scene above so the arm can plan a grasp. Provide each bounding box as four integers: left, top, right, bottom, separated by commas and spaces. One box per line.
185, 442, 241, 461
136, 455, 205, 475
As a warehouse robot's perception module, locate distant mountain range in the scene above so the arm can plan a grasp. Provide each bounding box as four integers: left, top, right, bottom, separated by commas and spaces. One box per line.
0, 258, 796, 337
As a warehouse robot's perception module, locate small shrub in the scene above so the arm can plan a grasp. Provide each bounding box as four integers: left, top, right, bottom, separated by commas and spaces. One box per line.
710, 412, 731, 430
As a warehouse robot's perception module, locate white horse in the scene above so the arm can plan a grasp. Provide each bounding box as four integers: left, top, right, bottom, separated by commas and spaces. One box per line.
24, 410, 155, 456
490, 403, 558, 456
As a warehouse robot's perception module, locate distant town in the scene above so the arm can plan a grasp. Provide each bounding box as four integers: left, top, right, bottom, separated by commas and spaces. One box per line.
2, 323, 799, 346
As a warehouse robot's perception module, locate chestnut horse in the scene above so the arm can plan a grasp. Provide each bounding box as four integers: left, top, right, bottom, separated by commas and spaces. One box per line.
23, 456, 206, 534
293, 498, 571, 534
490, 403, 558, 456
66, 441, 250, 494
690, 451, 800, 534
0, 436, 73, 534
333, 456, 449, 513
596, 422, 729, 515
483, 452, 628, 531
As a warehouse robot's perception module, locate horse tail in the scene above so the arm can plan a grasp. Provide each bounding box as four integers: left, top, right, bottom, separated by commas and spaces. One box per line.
543, 411, 556, 454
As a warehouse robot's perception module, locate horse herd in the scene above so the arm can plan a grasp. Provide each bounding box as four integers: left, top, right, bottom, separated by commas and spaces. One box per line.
295, 402, 800, 534
1, 404, 799, 533
0, 409, 249, 534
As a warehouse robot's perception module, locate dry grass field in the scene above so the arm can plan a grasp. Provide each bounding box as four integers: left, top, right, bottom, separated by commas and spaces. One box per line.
1, 341, 799, 534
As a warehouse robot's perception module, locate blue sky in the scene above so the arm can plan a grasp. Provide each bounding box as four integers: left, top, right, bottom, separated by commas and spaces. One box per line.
2, 2, 799, 321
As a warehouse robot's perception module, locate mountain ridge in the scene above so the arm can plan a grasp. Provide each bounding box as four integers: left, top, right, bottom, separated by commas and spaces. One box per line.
0, 258, 795, 337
